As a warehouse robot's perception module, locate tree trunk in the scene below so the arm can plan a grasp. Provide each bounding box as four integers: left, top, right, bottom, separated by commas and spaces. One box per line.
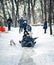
53, 13, 54, 23
52, 0, 54, 23
11, 0, 15, 27
40, 0, 44, 22
31, 5, 35, 24
49, 0, 52, 35
44, 0, 47, 20
28, 0, 31, 24
14, 0, 19, 27
23, 0, 26, 14
1, 0, 7, 26
31, 0, 36, 24
5, 2, 10, 17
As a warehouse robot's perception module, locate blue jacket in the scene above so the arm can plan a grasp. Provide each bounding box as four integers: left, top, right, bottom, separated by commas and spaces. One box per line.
21, 35, 36, 47
18, 19, 24, 28
43, 21, 47, 29
26, 25, 32, 32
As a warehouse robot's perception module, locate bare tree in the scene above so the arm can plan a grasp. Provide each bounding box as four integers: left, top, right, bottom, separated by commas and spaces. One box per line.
5, 1, 10, 17
11, 0, 16, 27
49, 0, 52, 35
31, 0, 36, 24
40, 0, 44, 22
0, 0, 7, 26
23, 0, 27, 14
14, 0, 19, 27
44, 0, 47, 20
28, 0, 31, 23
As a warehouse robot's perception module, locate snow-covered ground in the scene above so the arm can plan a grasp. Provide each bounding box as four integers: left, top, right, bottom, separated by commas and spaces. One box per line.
0, 26, 54, 65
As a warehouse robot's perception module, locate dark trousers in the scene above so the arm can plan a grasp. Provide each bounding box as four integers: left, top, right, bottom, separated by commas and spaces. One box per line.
44, 29, 46, 33
8, 24, 11, 31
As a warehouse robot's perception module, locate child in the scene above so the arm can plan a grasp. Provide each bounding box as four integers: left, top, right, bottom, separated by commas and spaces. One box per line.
19, 31, 37, 47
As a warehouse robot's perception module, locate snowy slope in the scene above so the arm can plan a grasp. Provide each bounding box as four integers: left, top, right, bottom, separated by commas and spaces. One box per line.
0, 26, 54, 65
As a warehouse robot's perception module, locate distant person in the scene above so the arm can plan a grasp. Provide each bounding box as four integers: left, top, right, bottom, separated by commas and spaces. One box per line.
18, 17, 24, 33
7, 17, 12, 31
43, 19, 47, 33
23, 13, 28, 22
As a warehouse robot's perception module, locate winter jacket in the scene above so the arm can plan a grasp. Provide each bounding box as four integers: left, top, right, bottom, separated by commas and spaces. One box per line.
7, 18, 12, 25
26, 25, 32, 32
23, 22, 27, 31
18, 19, 24, 28
43, 21, 47, 29
21, 35, 36, 47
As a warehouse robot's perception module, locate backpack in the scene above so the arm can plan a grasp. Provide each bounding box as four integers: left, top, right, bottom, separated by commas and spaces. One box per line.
26, 25, 32, 32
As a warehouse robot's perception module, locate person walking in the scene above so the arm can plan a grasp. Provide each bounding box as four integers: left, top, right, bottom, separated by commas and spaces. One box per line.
7, 17, 12, 31
43, 19, 47, 33
18, 17, 24, 33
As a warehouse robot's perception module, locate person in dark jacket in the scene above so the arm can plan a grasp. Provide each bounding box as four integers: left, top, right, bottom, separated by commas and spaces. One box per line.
7, 17, 12, 31
19, 31, 29, 47
26, 24, 32, 32
18, 17, 24, 33
19, 31, 36, 47
43, 20, 47, 33
23, 21, 32, 33
23, 21, 27, 31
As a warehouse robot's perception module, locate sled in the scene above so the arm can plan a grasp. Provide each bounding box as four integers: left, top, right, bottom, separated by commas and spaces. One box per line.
0, 26, 6, 32
19, 37, 38, 47
20, 41, 36, 47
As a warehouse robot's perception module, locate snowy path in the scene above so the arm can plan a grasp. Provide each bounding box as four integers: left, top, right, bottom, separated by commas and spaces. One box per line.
0, 26, 54, 65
